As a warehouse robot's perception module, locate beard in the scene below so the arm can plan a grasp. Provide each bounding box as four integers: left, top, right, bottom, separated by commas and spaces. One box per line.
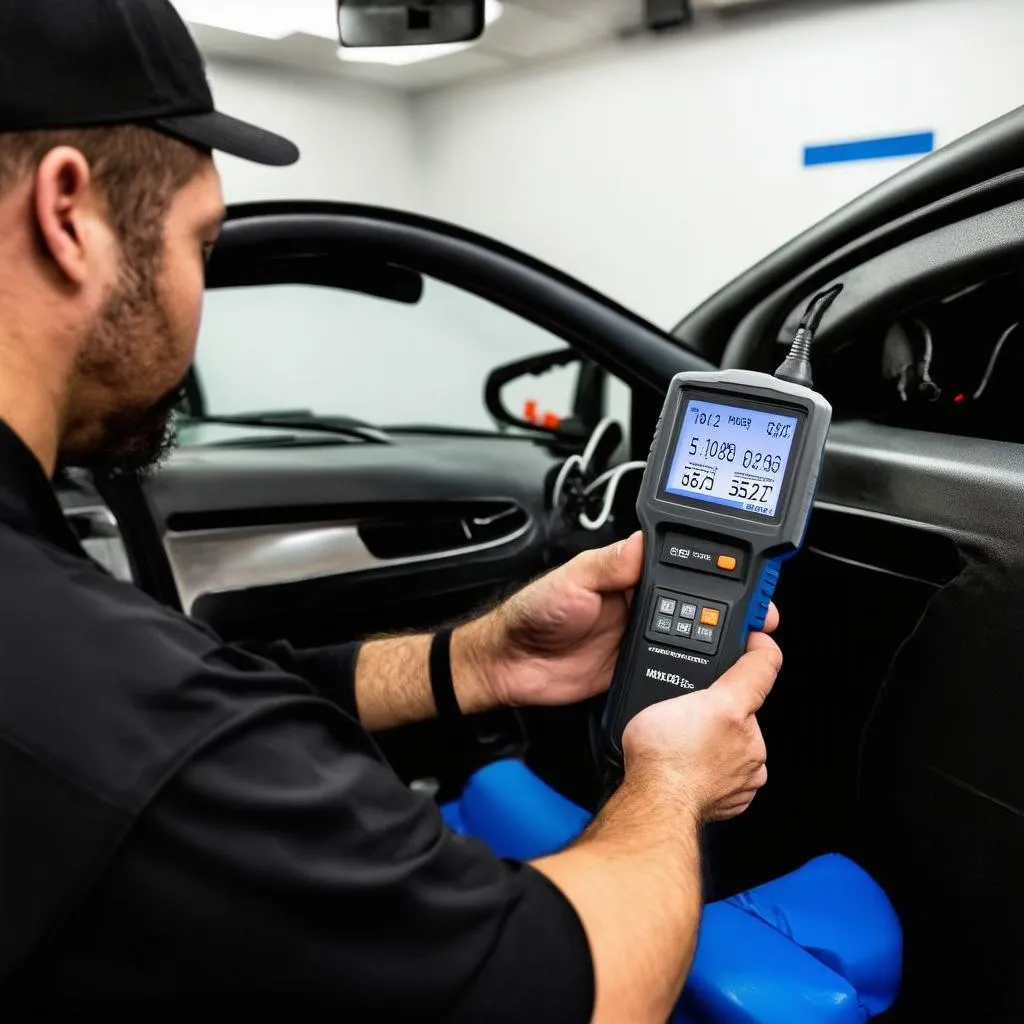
60, 256, 186, 477
67, 383, 182, 476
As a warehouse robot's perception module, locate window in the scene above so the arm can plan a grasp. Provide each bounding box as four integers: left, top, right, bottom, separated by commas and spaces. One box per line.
194, 276, 628, 435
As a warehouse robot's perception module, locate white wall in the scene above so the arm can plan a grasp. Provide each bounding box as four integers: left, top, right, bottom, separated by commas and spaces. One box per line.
195, 64, 606, 429
205, 58, 420, 209
414, 0, 1024, 328
194, 0, 1024, 426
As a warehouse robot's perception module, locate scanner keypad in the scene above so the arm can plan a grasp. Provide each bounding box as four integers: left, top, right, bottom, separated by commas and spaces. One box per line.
648, 589, 727, 656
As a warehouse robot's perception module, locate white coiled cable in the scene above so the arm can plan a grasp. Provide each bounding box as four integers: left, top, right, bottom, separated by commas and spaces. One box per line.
576, 462, 646, 530
551, 418, 646, 531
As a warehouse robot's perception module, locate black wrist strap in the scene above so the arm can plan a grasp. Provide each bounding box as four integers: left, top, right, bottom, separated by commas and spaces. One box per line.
429, 627, 463, 724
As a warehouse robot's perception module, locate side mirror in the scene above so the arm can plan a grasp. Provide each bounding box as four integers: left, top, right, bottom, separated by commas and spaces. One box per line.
484, 349, 608, 442
337, 0, 486, 47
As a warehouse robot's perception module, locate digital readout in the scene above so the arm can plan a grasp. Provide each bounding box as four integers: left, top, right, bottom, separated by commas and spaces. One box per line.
662, 400, 799, 517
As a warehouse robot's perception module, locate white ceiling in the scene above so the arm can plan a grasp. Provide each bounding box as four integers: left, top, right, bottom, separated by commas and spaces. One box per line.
184, 1, 647, 92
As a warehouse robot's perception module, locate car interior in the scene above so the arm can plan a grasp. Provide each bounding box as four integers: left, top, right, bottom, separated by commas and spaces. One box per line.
56, 103, 1024, 1021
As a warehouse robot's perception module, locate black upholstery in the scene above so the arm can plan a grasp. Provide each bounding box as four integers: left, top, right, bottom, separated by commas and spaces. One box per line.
859, 552, 1024, 1022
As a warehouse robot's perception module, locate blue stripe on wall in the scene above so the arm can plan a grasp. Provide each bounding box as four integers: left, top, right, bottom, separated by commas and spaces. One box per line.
803, 131, 935, 167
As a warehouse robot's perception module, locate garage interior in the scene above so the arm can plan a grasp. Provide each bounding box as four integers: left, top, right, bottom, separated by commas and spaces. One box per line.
5, 1, 1024, 1021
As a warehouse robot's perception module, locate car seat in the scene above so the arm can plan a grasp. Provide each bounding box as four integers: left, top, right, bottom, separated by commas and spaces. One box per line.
442, 759, 901, 1024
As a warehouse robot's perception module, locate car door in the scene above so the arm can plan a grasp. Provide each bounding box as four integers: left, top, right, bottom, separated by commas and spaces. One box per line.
674, 104, 1024, 1023
90, 200, 709, 806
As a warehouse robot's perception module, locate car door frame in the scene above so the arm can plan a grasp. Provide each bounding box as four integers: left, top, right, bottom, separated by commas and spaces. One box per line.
207, 200, 713, 456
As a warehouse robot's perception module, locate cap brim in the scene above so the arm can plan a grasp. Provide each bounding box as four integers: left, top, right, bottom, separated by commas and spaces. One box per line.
152, 110, 299, 167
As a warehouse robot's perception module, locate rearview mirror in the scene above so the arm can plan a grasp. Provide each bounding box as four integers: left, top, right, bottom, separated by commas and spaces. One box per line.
337, 0, 486, 47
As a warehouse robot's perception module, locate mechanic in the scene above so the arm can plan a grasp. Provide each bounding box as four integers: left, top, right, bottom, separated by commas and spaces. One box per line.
0, 2, 781, 1021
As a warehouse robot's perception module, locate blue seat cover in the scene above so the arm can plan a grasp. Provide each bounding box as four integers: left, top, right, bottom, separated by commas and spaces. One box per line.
441, 759, 590, 860
679, 900, 865, 1024
442, 760, 901, 1022
726, 854, 901, 1017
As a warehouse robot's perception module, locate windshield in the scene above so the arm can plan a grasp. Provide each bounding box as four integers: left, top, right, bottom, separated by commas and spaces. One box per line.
191, 277, 610, 441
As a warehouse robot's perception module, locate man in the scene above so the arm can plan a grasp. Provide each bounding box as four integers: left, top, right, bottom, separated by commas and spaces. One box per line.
0, 2, 780, 1021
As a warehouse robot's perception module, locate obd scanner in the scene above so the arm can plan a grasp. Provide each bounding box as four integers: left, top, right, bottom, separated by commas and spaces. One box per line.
602, 286, 841, 769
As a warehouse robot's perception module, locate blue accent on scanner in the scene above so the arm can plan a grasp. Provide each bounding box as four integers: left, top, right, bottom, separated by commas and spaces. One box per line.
804, 131, 934, 167
745, 556, 784, 634
744, 490, 818, 636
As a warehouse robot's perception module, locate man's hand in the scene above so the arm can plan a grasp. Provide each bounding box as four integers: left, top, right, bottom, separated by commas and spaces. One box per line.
355, 529, 780, 735
351, 533, 641, 729
457, 532, 645, 711
622, 630, 782, 821
533, 628, 783, 1024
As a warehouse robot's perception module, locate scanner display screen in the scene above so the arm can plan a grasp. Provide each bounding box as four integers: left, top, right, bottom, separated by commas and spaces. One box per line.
662, 399, 800, 518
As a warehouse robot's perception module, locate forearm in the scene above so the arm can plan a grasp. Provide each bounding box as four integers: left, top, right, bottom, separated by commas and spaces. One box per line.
354, 618, 502, 731
532, 768, 702, 1024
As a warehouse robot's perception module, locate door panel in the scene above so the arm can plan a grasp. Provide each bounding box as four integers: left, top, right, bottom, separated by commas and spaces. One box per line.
145, 435, 559, 637
816, 423, 1024, 1022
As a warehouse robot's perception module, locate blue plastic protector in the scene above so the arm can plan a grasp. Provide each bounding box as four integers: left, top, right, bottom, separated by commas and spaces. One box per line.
682, 901, 866, 1024
441, 762, 901, 1022
441, 759, 591, 861
726, 855, 901, 1016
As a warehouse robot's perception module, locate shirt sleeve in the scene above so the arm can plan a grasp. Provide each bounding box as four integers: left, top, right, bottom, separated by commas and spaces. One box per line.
257, 639, 362, 718
34, 663, 595, 1021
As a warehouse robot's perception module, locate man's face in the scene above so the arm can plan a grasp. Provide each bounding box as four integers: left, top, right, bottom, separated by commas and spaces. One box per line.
60, 158, 225, 473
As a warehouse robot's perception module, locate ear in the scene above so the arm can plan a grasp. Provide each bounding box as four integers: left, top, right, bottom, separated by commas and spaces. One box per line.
33, 146, 112, 288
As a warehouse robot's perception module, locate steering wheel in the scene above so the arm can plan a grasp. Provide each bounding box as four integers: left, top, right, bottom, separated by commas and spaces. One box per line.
542, 417, 646, 790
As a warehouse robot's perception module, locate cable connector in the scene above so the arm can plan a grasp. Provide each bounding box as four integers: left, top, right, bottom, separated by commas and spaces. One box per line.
775, 283, 843, 389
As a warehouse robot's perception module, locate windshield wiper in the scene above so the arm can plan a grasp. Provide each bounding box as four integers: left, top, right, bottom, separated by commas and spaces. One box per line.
182, 412, 393, 445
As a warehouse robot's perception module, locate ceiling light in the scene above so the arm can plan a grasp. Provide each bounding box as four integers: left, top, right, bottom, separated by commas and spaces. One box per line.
172, 0, 339, 41
338, 1, 502, 66
337, 39, 472, 65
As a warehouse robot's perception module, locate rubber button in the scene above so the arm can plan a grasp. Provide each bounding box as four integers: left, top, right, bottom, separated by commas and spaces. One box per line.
717, 555, 737, 571
699, 607, 721, 627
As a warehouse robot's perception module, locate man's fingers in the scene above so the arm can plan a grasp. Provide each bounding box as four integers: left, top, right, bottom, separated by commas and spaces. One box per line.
710, 642, 782, 713
743, 604, 780, 655
746, 630, 779, 655
745, 604, 780, 654
569, 532, 644, 593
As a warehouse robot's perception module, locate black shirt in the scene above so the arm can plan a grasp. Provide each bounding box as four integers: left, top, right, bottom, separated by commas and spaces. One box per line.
0, 421, 594, 1021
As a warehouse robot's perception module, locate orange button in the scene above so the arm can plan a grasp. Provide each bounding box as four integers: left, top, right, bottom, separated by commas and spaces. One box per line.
716, 555, 737, 571
700, 607, 721, 627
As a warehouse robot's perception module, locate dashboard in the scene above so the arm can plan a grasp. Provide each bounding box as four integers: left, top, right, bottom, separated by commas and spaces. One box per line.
799, 272, 1024, 444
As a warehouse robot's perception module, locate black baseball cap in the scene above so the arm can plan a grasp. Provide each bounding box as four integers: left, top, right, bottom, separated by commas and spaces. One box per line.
0, 0, 299, 166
